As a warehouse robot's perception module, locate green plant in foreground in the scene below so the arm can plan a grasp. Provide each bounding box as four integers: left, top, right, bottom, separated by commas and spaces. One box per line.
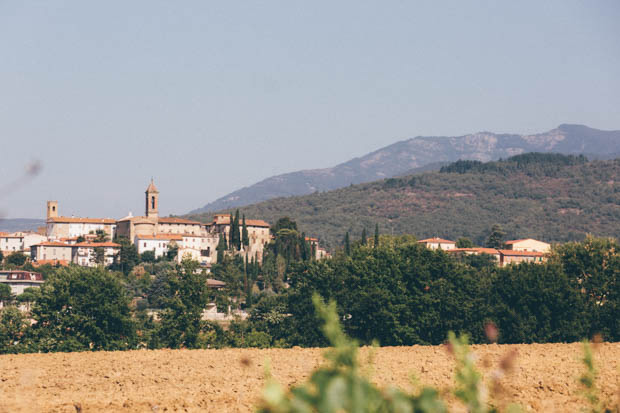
258, 294, 446, 413
258, 294, 614, 413
578, 339, 615, 413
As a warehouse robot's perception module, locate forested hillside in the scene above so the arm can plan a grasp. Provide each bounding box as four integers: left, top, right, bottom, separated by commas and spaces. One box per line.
187, 153, 620, 248
190, 124, 620, 213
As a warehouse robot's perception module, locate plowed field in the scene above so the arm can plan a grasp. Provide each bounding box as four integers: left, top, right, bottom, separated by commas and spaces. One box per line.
0, 343, 618, 412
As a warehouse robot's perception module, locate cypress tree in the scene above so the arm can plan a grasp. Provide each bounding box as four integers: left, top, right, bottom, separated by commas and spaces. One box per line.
229, 213, 235, 250
216, 234, 227, 263
242, 215, 249, 248
361, 228, 367, 245
233, 210, 241, 250
374, 224, 379, 248
344, 232, 351, 256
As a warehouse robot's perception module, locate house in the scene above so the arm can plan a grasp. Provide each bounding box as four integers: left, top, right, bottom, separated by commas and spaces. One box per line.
71, 242, 120, 267
0, 270, 44, 295
207, 214, 271, 263
46, 201, 116, 240
504, 238, 551, 253
305, 237, 331, 260
446, 247, 501, 263
30, 242, 73, 263
418, 237, 457, 250
135, 234, 183, 259
0, 232, 47, 256
498, 249, 546, 267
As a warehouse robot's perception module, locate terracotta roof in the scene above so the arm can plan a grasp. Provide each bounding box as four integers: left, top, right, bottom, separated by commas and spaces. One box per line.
0, 271, 43, 281
74, 242, 120, 248
447, 248, 500, 255
158, 217, 203, 225
211, 216, 270, 228
418, 237, 456, 244
305, 237, 319, 242
136, 234, 183, 241
146, 180, 159, 193
32, 259, 70, 267
0, 232, 8, 237
207, 279, 226, 288
32, 242, 73, 247
47, 216, 116, 224
504, 238, 548, 245
498, 249, 545, 257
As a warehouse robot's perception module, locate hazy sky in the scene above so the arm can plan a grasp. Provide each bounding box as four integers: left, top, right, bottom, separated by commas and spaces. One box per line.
1, 1, 619, 219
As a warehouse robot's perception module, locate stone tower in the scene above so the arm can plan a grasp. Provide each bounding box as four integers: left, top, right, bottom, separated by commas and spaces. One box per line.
145, 179, 159, 219
47, 201, 58, 219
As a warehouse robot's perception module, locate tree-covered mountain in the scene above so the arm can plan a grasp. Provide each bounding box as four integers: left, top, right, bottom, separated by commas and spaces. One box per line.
190, 124, 620, 214
186, 153, 620, 249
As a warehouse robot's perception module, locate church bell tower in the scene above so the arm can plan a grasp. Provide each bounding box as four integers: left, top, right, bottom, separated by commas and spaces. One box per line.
145, 179, 159, 219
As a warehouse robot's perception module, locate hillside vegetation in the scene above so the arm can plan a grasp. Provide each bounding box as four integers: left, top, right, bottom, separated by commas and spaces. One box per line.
188, 153, 620, 248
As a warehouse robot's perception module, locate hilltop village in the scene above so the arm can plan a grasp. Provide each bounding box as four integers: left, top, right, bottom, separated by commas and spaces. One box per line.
0, 181, 327, 272
0, 180, 551, 274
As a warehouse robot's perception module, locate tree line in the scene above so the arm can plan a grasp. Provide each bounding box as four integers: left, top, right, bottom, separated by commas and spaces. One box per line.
0, 219, 617, 353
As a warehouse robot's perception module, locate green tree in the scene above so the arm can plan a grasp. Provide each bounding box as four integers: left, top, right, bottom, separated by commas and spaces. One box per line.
242, 215, 249, 248
485, 224, 506, 249
94, 229, 108, 242
155, 259, 209, 349
91, 246, 106, 266
487, 262, 587, 343
141, 250, 156, 263
31, 266, 136, 351
344, 232, 351, 256
233, 209, 241, 250
113, 236, 139, 275
0, 307, 29, 353
552, 236, 620, 341
16, 287, 40, 304
6, 252, 27, 267
374, 224, 379, 248
216, 234, 227, 263
361, 228, 367, 245
271, 217, 298, 234
0, 250, 4, 264
0, 284, 12, 303
166, 242, 179, 261
456, 237, 474, 248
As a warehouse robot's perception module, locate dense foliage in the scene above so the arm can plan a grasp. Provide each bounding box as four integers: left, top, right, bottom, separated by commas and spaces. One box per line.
0, 226, 617, 353
188, 154, 620, 248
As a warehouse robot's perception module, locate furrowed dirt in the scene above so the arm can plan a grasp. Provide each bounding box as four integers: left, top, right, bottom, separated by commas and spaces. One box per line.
0, 343, 618, 412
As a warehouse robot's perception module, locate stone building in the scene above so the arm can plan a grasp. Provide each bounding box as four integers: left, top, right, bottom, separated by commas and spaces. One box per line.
206, 214, 271, 262
45, 200, 116, 240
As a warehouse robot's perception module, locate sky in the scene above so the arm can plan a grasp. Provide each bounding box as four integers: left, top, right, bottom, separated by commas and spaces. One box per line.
1, 1, 619, 219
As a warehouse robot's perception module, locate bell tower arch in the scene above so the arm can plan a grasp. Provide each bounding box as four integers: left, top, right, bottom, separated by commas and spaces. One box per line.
145, 179, 159, 219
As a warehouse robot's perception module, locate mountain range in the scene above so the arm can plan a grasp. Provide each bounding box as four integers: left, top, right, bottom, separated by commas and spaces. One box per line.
186, 153, 620, 248
190, 124, 620, 214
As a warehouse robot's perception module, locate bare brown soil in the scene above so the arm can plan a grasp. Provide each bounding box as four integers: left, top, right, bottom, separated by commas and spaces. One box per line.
0, 343, 618, 412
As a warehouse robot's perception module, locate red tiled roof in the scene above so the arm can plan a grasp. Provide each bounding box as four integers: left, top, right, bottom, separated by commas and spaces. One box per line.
211, 216, 270, 228
47, 216, 116, 224
207, 279, 226, 288
158, 217, 203, 225
0, 271, 44, 281
136, 234, 183, 241
32, 259, 70, 267
74, 242, 120, 248
447, 248, 500, 255
32, 242, 73, 247
418, 237, 456, 244
498, 249, 545, 257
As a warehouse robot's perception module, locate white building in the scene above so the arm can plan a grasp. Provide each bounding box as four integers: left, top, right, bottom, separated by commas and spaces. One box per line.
71, 242, 120, 267
0, 270, 44, 295
418, 237, 457, 250
504, 238, 551, 253
0, 232, 47, 256
135, 234, 182, 258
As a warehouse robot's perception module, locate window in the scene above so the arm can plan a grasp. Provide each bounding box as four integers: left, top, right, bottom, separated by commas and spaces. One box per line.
151, 196, 156, 209
144, 242, 147, 247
